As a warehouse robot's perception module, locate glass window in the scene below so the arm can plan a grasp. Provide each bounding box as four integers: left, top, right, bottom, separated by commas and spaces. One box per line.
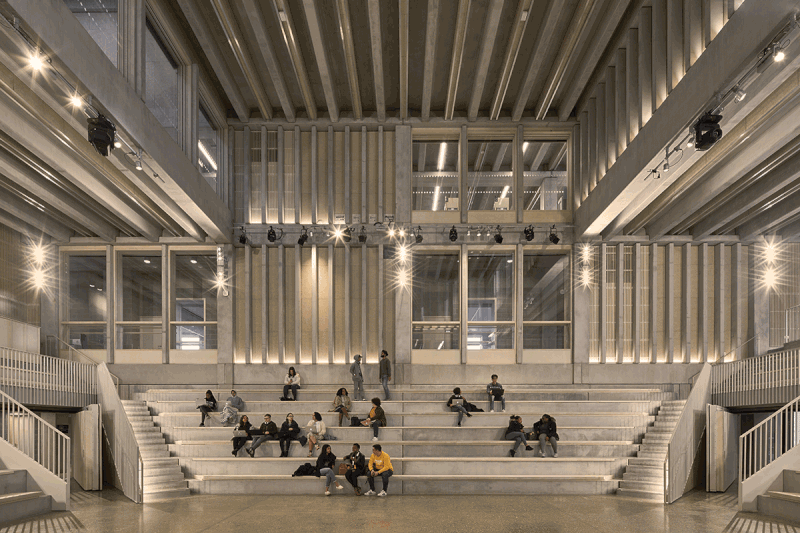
412, 141, 459, 211
467, 253, 514, 350
145, 20, 179, 143
171, 255, 218, 350
198, 104, 218, 191
467, 140, 513, 211
64, 0, 118, 67
62, 255, 106, 349
119, 254, 161, 349
412, 252, 459, 349
522, 141, 568, 210
523, 254, 571, 349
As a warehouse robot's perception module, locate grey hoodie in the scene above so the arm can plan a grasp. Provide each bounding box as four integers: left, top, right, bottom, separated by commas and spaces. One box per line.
350, 358, 363, 381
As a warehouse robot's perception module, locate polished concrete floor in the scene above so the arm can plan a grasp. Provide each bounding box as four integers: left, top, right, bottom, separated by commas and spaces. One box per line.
1, 484, 798, 533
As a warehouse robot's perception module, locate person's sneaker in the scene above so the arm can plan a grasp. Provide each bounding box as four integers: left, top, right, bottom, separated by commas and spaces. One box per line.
489, 409, 494, 413
509, 449, 515, 457
354, 486, 361, 496
364, 490, 376, 496
467, 413, 473, 417
336, 484, 344, 491
280, 397, 286, 401
372, 436, 379, 441
247, 448, 255, 457
307, 451, 314, 457
325, 490, 330, 496
502, 409, 506, 412
525, 446, 533, 451
457, 422, 461, 427
377, 490, 387, 497
199, 423, 205, 427
553, 453, 558, 458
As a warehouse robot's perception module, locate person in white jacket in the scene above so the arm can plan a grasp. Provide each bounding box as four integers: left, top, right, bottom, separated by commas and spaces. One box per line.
306, 412, 326, 457
282, 366, 301, 401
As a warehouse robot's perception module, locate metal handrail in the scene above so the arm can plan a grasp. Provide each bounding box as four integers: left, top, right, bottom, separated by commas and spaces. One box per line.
739, 392, 800, 483
711, 347, 800, 408
784, 304, 800, 344
46, 335, 118, 388
1, 346, 97, 407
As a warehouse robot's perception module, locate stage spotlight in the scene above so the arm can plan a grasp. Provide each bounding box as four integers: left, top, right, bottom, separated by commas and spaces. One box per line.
693, 113, 723, 151
298, 227, 309, 246
343, 227, 352, 243
415, 226, 423, 244
493, 227, 503, 244
523, 225, 534, 242
87, 115, 116, 156
135, 157, 143, 171
238, 227, 247, 245
358, 226, 367, 244
449, 226, 458, 242
267, 226, 277, 243
548, 225, 560, 244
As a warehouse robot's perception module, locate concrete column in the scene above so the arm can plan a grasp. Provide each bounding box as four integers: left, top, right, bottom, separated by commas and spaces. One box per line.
228, 127, 235, 213
40, 248, 58, 356
616, 243, 624, 364
639, 6, 653, 125
615, 48, 627, 156
328, 126, 334, 224
294, 126, 301, 224
649, 243, 658, 363
573, 245, 591, 365
362, 245, 368, 359
295, 245, 302, 363
587, 99, 598, 191
244, 245, 252, 364
460, 244, 468, 364
395, 258, 411, 365
627, 28, 640, 140
605, 68, 616, 169
516, 243, 524, 364
580, 112, 589, 201
277, 245, 285, 364
682, 243, 691, 363
217, 244, 234, 386
460, 125, 468, 224
596, 84, 607, 179
328, 244, 335, 364
748, 246, 769, 358
311, 245, 318, 364
379, 244, 385, 353
665, 243, 674, 363
572, 124, 581, 210
378, 126, 384, 221
345, 245, 351, 361
162, 244, 169, 364
652, 0, 668, 108
699, 243, 709, 363
243, 126, 251, 224
344, 126, 351, 224
278, 127, 284, 224
119, 0, 144, 97
732, 243, 742, 360
516, 125, 524, 222
685, 0, 703, 68
361, 126, 368, 223
633, 243, 641, 363
262, 244, 268, 364
106, 245, 114, 363
666, 0, 684, 93
396, 125, 412, 225
311, 126, 318, 224
714, 243, 725, 363
183, 65, 199, 161
600, 243, 608, 363
261, 127, 267, 224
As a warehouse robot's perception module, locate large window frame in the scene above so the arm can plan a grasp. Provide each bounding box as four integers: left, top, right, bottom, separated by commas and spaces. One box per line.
169, 250, 218, 352
59, 250, 108, 353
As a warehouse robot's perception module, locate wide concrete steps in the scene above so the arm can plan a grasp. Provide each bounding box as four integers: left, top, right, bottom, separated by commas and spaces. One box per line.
0, 491, 51, 524
187, 474, 620, 495
757, 469, 800, 522
169, 440, 639, 458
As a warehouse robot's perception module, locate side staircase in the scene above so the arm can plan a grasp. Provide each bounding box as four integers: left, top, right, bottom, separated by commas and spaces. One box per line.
758, 470, 800, 522
616, 399, 687, 500
121, 400, 189, 502
0, 464, 51, 524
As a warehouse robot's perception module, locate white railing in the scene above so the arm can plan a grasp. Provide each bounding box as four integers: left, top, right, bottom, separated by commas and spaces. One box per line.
664, 363, 712, 503
711, 348, 800, 408
739, 393, 800, 483
0, 388, 71, 483
96, 362, 142, 503
46, 335, 118, 389
0, 346, 97, 408
784, 305, 800, 344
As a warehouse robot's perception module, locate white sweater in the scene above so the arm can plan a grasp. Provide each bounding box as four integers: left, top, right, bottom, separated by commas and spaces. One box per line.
284, 374, 301, 386
306, 419, 326, 436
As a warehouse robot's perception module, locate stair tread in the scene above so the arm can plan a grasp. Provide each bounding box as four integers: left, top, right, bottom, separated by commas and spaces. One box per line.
767, 491, 800, 502
0, 491, 44, 504
194, 474, 615, 481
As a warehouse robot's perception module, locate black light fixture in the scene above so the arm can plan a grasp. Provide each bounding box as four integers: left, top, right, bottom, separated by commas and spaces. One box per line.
693, 113, 723, 151
343, 227, 352, 243
87, 114, 116, 156
297, 227, 309, 246
358, 226, 367, 244
415, 226, 423, 244
524, 225, 535, 242
449, 226, 458, 242
548, 225, 560, 244
238, 226, 247, 245
494, 226, 503, 244
267, 226, 277, 243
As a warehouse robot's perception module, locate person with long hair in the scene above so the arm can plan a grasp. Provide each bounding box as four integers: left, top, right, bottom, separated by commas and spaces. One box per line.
278, 413, 300, 457
197, 389, 216, 427
282, 366, 301, 401
362, 398, 386, 441
306, 411, 326, 457
316, 444, 344, 495
330, 387, 352, 427
231, 415, 252, 457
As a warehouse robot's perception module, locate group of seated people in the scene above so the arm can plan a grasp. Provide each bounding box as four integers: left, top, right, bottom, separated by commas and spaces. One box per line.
315, 443, 394, 497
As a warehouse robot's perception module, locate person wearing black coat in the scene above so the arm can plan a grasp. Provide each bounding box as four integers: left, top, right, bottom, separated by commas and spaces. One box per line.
447, 387, 473, 427
532, 414, 559, 457
505, 415, 534, 457
316, 444, 344, 495
343, 443, 367, 495
197, 390, 216, 427
231, 415, 252, 456
278, 413, 301, 457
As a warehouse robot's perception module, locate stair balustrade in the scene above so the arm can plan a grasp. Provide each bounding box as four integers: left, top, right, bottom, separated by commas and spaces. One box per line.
712, 348, 800, 408
740, 393, 800, 483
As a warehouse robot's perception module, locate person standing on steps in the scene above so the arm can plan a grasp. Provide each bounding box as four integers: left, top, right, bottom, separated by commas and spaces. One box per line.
350, 354, 365, 401
379, 350, 391, 401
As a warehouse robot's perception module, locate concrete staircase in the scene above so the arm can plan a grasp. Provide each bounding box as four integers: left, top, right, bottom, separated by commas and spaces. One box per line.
121, 400, 190, 502
131, 385, 678, 496
616, 399, 686, 500
0, 465, 51, 524
757, 469, 800, 522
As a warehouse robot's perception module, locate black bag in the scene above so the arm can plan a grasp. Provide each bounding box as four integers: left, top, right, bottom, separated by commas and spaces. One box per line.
298, 435, 308, 447
350, 416, 361, 427
465, 401, 484, 413
292, 463, 316, 477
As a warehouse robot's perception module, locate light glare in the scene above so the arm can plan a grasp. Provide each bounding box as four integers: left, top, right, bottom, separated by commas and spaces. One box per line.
70, 95, 82, 108
198, 141, 218, 171
764, 267, 777, 289
765, 242, 777, 264
437, 142, 447, 171
32, 244, 45, 265
29, 54, 44, 71
32, 269, 44, 289
432, 185, 441, 211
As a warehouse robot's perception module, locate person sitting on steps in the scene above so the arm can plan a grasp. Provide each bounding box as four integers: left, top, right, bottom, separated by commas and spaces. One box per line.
247, 413, 278, 457
532, 414, 559, 458
344, 443, 367, 495
486, 374, 505, 413
281, 367, 301, 401
197, 389, 216, 427
362, 398, 386, 441
363, 444, 393, 497
447, 387, 473, 427
278, 413, 301, 457
330, 388, 352, 427
506, 415, 533, 457
316, 444, 344, 495
226, 389, 244, 411
231, 415, 252, 457
306, 412, 326, 457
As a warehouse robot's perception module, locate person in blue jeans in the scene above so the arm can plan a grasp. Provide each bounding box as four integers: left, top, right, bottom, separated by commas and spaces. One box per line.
379, 350, 391, 400
447, 387, 472, 427
486, 374, 505, 412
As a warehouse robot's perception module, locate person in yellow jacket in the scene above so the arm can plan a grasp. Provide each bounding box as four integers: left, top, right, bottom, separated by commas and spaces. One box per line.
363, 444, 393, 497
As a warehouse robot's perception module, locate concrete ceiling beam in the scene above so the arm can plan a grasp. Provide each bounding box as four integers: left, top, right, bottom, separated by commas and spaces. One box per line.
417, 142, 427, 173
241, 0, 296, 122
209, 0, 273, 120
399, 0, 409, 121
0, 193, 74, 242
492, 143, 509, 172
444, 0, 471, 121
367, 0, 386, 122
421, 0, 440, 121
548, 142, 568, 170
175, 0, 249, 122
488, 0, 535, 120
0, 209, 58, 243
335, 0, 362, 120
271, 0, 316, 121
467, 0, 504, 122
301, 0, 339, 122
738, 189, 800, 240
532, 141, 551, 171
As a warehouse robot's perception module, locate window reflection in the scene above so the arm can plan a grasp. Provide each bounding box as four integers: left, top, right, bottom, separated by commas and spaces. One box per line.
145, 20, 179, 143
64, 0, 118, 67
412, 141, 459, 211
522, 141, 568, 210
466, 141, 513, 211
